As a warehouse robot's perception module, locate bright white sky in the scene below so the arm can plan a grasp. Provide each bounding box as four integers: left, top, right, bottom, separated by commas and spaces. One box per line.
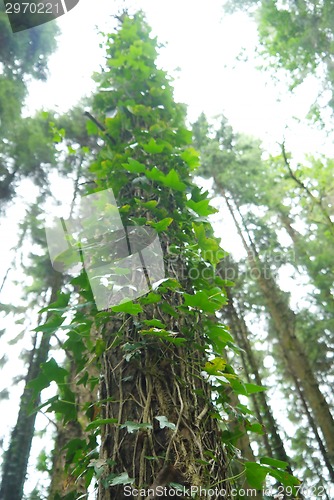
25, 0, 333, 158
1, 0, 333, 495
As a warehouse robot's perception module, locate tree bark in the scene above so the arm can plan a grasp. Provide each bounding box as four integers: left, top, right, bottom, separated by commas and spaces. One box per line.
98, 265, 232, 499
0, 271, 62, 500
279, 211, 334, 313
220, 188, 334, 467
224, 288, 293, 471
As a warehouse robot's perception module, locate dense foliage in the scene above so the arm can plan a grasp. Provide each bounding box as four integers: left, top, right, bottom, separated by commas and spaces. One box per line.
225, 0, 334, 117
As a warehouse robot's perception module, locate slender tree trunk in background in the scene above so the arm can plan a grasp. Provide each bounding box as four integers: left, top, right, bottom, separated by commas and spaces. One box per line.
48, 417, 85, 499
224, 288, 293, 471
219, 187, 334, 467
0, 271, 62, 500
279, 211, 334, 311
47, 159, 91, 499
254, 266, 334, 466
224, 292, 272, 458
228, 401, 257, 463
288, 369, 334, 483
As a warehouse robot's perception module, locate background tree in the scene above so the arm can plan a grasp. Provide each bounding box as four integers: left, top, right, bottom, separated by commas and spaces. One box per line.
224, 0, 334, 117
0, 5, 59, 205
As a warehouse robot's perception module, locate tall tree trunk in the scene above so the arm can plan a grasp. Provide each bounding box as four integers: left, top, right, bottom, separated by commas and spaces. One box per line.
98, 260, 232, 499
224, 287, 293, 471
279, 211, 334, 312
78, 14, 238, 499
287, 365, 334, 482
48, 14, 256, 499
219, 186, 334, 466
0, 271, 62, 500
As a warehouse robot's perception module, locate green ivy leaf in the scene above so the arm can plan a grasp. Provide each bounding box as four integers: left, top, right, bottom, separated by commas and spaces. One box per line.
160, 302, 178, 317
135, 199, 158, 209
206, 324, 234, 349
246, 422, 264, 435
268, 468, 300, 488
237, 403, 254, 416
42, 358, 69, 384
143, 138, 165, 153
28, 358, 69, 396
48, 397, 77, 423
204, 357, 227, 376
187, 199, 218, 216
145, 166, 165, 182
122, 158, 146, 173
28, 373, 50, 393
34, 314, 65, 334
180, 147, 200, 170
228, 378, 248, 396
260, 457, 288, 470
221, 428, 245, 444
140, 328, 186, 345
142, 319, 166, 328
110, 472, 134, 486
183, 291, 221, 313
140, 292, 161, 305
245, 462, 268, 490
111, 302, 143, 315
148, 217, 173, 232
244, 382, 267, 394
162, 169, 187, 191
127, 104, 151, 117
119, 204, 131, 213
155, 415, 176, 430
38, 292, 70, 313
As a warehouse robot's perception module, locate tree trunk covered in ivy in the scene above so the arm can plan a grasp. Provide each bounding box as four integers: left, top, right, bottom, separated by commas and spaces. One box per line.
99, 306, 230, 499
86, 14, 234, 499
0, 270, 62, 500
